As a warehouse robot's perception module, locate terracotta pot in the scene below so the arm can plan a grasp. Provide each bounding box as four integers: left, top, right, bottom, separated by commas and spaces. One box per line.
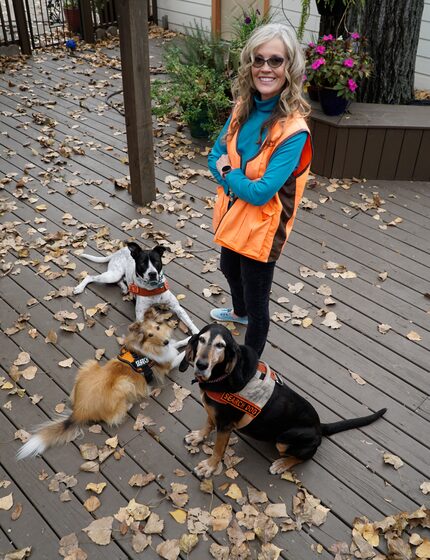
64, 7, 81, 34
319, 87, 349, 116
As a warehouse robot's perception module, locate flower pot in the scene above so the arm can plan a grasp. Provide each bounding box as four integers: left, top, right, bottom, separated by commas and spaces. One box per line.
64, 7, 81, 34
186, 108, 210, 139
319, 87, 349, 116
307, 84, 320, 101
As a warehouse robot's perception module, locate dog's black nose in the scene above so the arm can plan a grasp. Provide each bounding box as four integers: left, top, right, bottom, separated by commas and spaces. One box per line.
163, 340, 169, 346
148, 271, 157, 280
196, 360, 208, 371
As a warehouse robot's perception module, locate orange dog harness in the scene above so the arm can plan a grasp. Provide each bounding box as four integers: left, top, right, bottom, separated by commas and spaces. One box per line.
117, 348, 155, 382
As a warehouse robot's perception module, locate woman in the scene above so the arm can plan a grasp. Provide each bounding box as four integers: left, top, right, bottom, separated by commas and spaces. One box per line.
208, 23, 312, 358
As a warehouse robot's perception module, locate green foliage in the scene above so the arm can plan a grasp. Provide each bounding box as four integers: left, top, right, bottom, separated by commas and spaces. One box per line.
151, 51, 231, 139
151, 10, 269, 138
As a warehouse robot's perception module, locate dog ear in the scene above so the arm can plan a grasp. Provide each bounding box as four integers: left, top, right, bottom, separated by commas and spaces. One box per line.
128, 321, 142, 333
127, 241, 142, 260
143, 307, 158, 321
224, 337, 239, 374
153, 245, 166, 257
178, 333, 199, 372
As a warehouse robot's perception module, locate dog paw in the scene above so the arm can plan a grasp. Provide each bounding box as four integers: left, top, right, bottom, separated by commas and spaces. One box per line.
185, 430, 205, 446
73, 286, 84, 295
194, 459, 222, 478
269, 458, 290, 475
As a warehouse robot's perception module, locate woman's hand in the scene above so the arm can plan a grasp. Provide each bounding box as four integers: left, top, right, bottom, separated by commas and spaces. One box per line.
216, 154, 231, 177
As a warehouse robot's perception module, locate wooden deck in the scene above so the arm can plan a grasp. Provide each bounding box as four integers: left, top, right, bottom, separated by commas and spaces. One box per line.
1, 39, 429, 560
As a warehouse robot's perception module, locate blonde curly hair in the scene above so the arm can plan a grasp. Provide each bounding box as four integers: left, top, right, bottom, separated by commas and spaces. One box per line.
230, 23, 310, 140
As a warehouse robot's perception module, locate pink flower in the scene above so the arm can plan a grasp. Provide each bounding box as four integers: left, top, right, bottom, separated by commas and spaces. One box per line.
322, 34, 334, 41
308, 42, 316, 48
315, 45, 326, 54
303, 74, 307, 82
350, 32, 360, 39
311, 57, 326, 70
348, 79, 358, 92
343, 58, 354, 68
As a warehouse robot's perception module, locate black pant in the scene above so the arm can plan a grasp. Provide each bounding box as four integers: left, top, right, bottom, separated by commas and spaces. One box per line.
220, 247, 276, 358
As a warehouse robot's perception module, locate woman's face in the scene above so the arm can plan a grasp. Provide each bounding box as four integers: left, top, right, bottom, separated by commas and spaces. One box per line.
251, 37, 287, 100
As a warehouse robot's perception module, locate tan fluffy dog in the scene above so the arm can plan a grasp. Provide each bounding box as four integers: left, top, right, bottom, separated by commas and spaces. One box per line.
17, 308, 187, 459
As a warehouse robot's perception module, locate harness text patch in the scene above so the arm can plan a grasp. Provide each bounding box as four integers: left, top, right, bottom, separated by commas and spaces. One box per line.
219, 392, 261, 418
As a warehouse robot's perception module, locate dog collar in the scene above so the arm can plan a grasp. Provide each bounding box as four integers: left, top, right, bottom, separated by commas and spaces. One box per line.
129, 280, 169, 297
117, 348, 154, 383
203, 361, 279, 419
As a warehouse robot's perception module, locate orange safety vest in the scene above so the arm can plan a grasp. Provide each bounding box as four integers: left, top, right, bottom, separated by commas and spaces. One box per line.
213, 109, 313, 262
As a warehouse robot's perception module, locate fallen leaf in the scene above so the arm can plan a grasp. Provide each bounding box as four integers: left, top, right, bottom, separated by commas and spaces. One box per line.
416, 538, 430, 558
170, 509, 187, 524
406, 331, 422, 341
82, 516, 113, 545
58, 357, 73, 368
85, 482, 106, 494
0, 493, 14, 510
128, 472, 156, 487
179, 533, 199, 554
14, 352, 30, 366
4, 547, 32, 559
322, 311, 341, 329
225, 483, 242, 501
420, 481, 430, 495
11, 502, 23, 520
79, 461, 99, 473
349, 370, 366, 385
79, 443, 98, 460
84, 496, 100, 512
105, 435, 118, 448
383, 452, 404, 470
143, 512, 164, 534
211, 504, 233, 531
378, 323, 391, 334
156, 539, 180, 560
21, 366, 37, 380
132, 533, 151, 553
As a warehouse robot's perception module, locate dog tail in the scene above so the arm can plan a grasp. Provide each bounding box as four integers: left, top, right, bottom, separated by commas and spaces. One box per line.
80, 253, 112, 263
16, 414, 82, 460
321, 408, 387, 436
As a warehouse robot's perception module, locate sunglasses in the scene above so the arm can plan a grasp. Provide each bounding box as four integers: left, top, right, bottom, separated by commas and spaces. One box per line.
252, 55, 285, 69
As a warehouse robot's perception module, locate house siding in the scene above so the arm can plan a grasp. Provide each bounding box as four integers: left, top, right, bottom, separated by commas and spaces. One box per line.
157, 0, 211, 34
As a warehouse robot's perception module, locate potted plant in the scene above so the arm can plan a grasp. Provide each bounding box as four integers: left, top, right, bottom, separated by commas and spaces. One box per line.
304, 33, 372, 115
63, 0, 81, 34
152, 56, 231, 139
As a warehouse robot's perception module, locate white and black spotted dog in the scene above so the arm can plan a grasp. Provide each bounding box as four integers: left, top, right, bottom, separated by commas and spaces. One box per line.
74, 242, 199, 334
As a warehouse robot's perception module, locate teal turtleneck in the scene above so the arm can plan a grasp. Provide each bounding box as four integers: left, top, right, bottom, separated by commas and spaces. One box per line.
208, 94, 307, 206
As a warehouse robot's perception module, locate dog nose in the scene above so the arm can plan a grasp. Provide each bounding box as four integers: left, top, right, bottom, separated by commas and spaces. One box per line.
148, 271, 157, 280
196, 359, 208, 371
163, 340, 169, 346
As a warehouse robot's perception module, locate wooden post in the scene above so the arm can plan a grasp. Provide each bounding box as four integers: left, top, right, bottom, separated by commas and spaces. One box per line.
116, 0, 156, 205
12, 0, 31, 55
79, 0, 94, 44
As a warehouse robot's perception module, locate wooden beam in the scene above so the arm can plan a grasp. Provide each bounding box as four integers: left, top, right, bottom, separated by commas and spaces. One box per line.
212, 0, 221, 35
79, 0, 94, 44
116, 0, 156, 205
12, 0, 31, 55
263, 0, 270, 16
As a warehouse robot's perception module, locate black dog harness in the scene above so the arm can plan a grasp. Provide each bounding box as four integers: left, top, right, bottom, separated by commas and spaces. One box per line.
117, 348, 155, 383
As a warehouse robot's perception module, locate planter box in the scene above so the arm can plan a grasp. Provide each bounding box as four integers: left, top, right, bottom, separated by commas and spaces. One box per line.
309, 99, 430, 181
